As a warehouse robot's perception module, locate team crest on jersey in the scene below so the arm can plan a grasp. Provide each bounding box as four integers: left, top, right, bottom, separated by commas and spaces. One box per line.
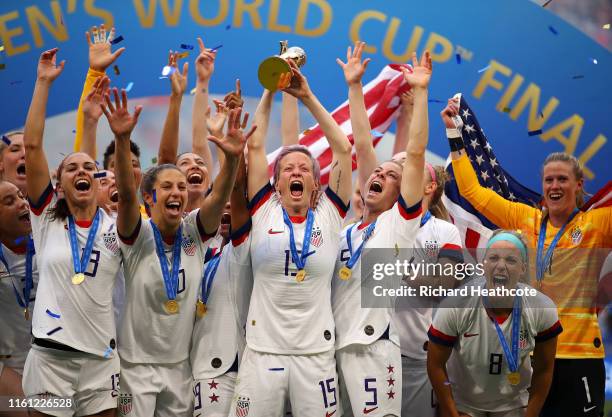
519, 328, 529, 350
118, 393, 132, 415
310, 226, 323, 248
424, 240, 440, 260
235, 396, 250, 417
182, 235, 197, 256
103, 232, 119, 255
569, 225, 583, 245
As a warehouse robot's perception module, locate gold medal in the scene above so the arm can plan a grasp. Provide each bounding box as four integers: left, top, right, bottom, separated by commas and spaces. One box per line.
196, 300, 207, 318
24, 308, 29, 321
339, 266, 352, 280
507, 372, 520, 386
295, 270, 306, 282
72, 273, 85, 285
165, 300, 179, 314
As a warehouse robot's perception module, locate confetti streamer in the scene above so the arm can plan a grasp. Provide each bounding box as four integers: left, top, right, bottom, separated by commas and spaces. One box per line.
190, 87, 197, 95
528, 129, 543, 136
110, 35, 124, 45
428, 99, 445, 103
548, 26, 558, 35
94, 172, 107, 179
572, 75, 584, 79
177, 52, 189, 59
180, 43, 194, 50
1, 135, 10, 145
46, 326, 63, 336
72, 129, 76, 134
590, 58, 598, 65
46, 309, 61, 319
113, 65, 120, 75
210, 44, 223, 52
160, 65, 176, 78
477, 65, 490, 73
225, 24, 231, 30
125, 82, 134, 92
542, 0, 553, 7
455, 53, 461, 64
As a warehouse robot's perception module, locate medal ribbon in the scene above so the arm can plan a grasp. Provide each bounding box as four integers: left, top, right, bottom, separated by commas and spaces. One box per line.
420, 210, 432, 227
282, 208, 315, 271
344, 221, 377, 270
535, 208, 579, 284
150, 221, 183, 301
68, 210, 101, 275
0, 237, 34, 309
201, 251, 222, 304
487, 295, 521, 373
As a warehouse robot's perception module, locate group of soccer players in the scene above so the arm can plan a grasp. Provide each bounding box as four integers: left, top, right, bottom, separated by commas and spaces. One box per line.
0, 23, 610, 417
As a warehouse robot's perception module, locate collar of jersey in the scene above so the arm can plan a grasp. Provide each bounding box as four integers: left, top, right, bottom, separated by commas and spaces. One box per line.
357, 220, 373, 231
74, 219, 93, 228
288, 215, 306, 224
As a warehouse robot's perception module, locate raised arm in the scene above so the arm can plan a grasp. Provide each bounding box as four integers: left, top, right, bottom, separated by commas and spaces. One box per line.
398, 51, 431, 207
247, 89, 274, 200
24, 48, 65, 201
392, 90, 414, 155
230, 152, 249, 232
158, 51, 188, 165
100, 88, 143, 238
284, 60, 352, 204
281, 92, 300, 146
336, 41, 377, 195
192, 37, 216, 171
427, 341, 461, 417
81, 76, 110, 159
199, 108, 256, 234
74, 24, 125, 154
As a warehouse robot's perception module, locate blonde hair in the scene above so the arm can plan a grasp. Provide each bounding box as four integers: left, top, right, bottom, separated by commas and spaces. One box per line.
542, 152, 584, 208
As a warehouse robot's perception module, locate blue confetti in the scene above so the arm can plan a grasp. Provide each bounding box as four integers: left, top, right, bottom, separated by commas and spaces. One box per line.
210, 44, 223, 52
10, 80, 22, 85
94, 172, 107, 179
14, 236, 26, 245
477, 65, 490, 73
572, 75, 584, 79
370, 130, 384, 138
152, 189, 157, 203
268, 368, 284, 371
225, 24, 231, 30
428, 99, 445, 103
110, 35, 124, 45
180, 43, 194, 50
160, 65, 176, 79
46, 309, 61, 319
72, 129, 76, 134
103, 347, 113, 358
46, 326, 62, 336
1, 135, 10, 145
528, 129, 543, 136
125, 82, 134, 92
455, 53, 461, 64
548, 26, 558, 35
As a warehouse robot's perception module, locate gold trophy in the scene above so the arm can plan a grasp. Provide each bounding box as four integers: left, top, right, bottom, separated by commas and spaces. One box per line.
258, 41, 306, 92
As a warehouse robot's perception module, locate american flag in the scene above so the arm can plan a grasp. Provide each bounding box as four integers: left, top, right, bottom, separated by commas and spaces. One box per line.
442, 94, 541, 252
266, 64, 412, 185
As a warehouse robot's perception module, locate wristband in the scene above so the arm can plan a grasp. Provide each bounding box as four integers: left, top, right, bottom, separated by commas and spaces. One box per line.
446, 128, 465, 152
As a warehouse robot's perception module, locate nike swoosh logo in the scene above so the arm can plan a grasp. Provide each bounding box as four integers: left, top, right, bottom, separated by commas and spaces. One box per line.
464, 333, 479, 338
325, 411, 336, 417
363, 407, 378, 414
268, 228, 283, 234
584, 405, 597, 413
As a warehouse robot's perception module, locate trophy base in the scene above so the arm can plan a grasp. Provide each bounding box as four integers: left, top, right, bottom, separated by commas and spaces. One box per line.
258, 56, 291, 92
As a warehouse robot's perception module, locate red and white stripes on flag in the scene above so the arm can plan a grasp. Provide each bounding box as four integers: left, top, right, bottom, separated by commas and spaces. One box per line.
583, 181, 612, 211
266, 64, 412, 185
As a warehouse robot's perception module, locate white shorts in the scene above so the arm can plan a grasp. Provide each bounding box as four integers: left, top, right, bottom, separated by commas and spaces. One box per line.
336, 339, 401, 417
22, 345, 120, 417
457, 404, 526, 417
401, 356, 436, 417
230, 346, 338, 417
119, 358, 193, 417
0, 350, 28, 375
193, 372, 236, 417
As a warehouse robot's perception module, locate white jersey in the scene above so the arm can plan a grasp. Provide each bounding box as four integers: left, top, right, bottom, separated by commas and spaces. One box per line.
119, 210, 214, 364
332, 196, 422, 349
429, 278, 562, 412
28, 185, 122, 357
0, 243, 38, 355
247, 184, 348, 354
393, 215, 462, 359
190, 222, 253, 379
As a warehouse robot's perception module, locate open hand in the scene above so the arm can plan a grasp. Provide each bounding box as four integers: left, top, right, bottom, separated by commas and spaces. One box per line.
440, 97, 462, 129
83, 76, 110, 121
166, 50, 188, 97
209, 108, 256, 159
86, 24, 125, 72
206, 100, 229, 138
195, 37, 216, 82
100, 88, 143, 139
37, 48, 65, 83
336, 41, 371, 86
401, 50, 432, 89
